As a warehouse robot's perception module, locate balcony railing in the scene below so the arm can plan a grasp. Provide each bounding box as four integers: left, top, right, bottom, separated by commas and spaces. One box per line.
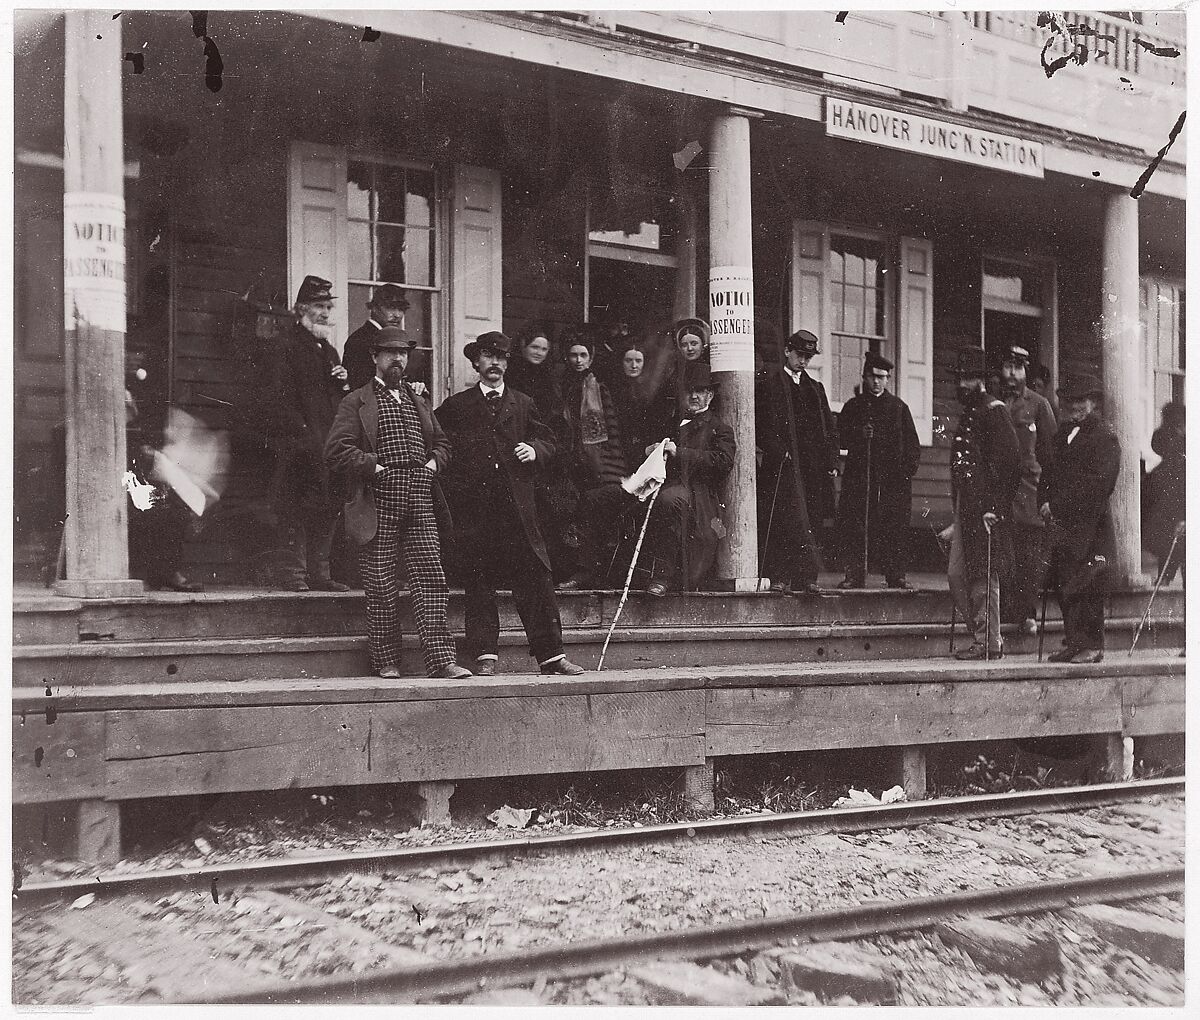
969, 10, 1185, 86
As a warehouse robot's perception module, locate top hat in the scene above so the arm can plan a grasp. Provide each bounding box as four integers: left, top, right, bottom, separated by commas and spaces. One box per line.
784, 329, 821, 356
673, 316, 711, 348
683, 362, 717, 391
863, 349, 894, 374
370, 326, 416, 352
996, 343, 1031, 366
956, 347, 988, 378
1057, 373, 1103, 402
295, 274, 335, 305
464, 330, 512, 362
369, 284, 411, 311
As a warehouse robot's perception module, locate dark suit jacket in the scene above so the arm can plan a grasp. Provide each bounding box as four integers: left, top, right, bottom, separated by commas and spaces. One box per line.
267, 321, 345, 452
324, 381, 453, 547
756, 365, 839, 521
1038, 413, 1120, 560
435, 385, 557, 571
343, 319, 382, 393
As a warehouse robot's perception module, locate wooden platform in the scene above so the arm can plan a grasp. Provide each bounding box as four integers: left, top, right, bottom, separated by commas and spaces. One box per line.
12, 653, 1185, 862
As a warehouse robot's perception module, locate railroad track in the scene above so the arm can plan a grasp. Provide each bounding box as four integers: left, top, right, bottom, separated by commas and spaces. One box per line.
13, 778, 1185, 1007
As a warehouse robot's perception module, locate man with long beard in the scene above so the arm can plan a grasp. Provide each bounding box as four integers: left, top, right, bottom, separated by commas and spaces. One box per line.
267, 275, 351, 591
325, 327, 470, 679
942, 347, 1021, 660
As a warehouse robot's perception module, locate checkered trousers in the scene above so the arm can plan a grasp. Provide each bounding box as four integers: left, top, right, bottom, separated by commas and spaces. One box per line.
360, 464, 457, 676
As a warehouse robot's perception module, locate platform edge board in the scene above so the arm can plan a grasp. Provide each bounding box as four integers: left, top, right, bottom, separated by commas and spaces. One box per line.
101, 690, 707, 799
11, 711, 107, 804
703, 678, 1126, 756
10, 657, 1185, 711
1121, 675, 1187, 737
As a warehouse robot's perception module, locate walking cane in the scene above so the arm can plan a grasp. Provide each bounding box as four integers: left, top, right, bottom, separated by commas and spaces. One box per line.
949, 604, 957, 654
985, 522, 994, 663
1037, 585, 1049, 662
598, 486, 662, 671
1129, 527, 1182, 656
862, 429, 872, 586
758, 460, 784, 592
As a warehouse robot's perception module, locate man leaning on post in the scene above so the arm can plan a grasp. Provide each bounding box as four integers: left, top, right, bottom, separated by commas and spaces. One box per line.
325, 326, 472, 680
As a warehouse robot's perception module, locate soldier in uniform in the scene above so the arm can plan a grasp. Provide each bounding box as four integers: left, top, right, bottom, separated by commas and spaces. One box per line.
835, 351, 922, 589
1039, 375, 1121, 663
999, 344, 1058, 631
943, 347, 1021, 660
755, 329, 839, 594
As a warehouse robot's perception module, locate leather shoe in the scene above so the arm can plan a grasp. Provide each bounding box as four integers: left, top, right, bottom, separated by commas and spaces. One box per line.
556, 578, 581, 591
310, 578, 351, 592
837, 578, 864, 590
164, 572, 203, 593
791, 582, 823, 596
769, 580, 792, 593
887, 578, 913, 590
645, 581, 668, 598
377, 667, 402, 679
541, 658, 585, 676
1046, 647, 1079, 663
1069, 648, 1104, 664
433, 664, 473, 680
279, 579, 310, 592
954, 643, 1003, 661
475, 658, 497, 676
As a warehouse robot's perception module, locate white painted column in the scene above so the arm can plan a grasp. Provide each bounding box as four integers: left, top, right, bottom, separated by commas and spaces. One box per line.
708, 112, 759, 589
1099, 190, 1143, 587
58, 10, 143, 598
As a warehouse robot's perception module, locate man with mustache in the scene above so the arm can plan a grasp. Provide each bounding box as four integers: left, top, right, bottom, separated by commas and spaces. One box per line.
942, 347, 1021, 660
325, 327, 471, 679
267, 274, 351, 591
435, 331, 585, 676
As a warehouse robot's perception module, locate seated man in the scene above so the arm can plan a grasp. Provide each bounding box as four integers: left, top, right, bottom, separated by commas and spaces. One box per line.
643, 364, 735, 596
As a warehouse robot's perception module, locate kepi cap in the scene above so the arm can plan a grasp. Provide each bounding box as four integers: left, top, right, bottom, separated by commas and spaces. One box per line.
295, 274, 335, 305
863, 349, 894, 373
996, 343, 1031, 366
785, 329, 821, 356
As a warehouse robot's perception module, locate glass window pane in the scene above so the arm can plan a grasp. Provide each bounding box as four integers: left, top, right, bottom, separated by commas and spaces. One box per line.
348, 283, 374, 334
983, 258, 1042, 305
862, 252, 879, 289
844, 250, 863, 290
865, 286, 879, 338
376, 225, 433, 287
845, 284, 864, 335
829, 247, 844, 285
348, 221, 372, 281
402, 292, 433, 390
375, 164, 408, 224
347, 161, 372, 221
831, 282, 845, 332
406, 169, 435, 228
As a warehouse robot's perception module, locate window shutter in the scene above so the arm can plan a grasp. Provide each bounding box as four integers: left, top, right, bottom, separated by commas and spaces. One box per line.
898, 235, 934, 446
287, 142, 349, 352
450, 165, 503, 397
790, 220, 829, 393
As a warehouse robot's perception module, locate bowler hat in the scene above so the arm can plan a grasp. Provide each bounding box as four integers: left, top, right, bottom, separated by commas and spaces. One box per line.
863, 350, 894, 373
295, 274, 335, 305
956, 347, 988, 378
673, 316, 711, 348
370, 326, 416, 352
369, 284, 410, 311
1057, 373, 1103, 402
683, 362, 716, 391
464, 330, 512, 362
996, 343, 1031, 366
785, 329, 821, 356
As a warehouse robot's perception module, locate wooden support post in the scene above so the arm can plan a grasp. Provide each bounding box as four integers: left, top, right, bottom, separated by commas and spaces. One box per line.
673, 177, 698, 322
681, 757, 716, 812
708, 111, 759, 591
56, 10, 143, 599
75, 799, 121, 863
1091, 733, 1128, 783
897, 746, 927, 801
413, 780, 455, 827
1099, 190, 1143, 588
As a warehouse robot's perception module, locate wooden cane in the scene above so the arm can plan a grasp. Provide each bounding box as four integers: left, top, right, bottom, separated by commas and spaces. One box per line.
862, 429, 871, 587
1037, 584, 1049, 662
949, 604, 957, 654
985, 524, 993, 662
1130, 527, 1181, 656
758, 460, 785, 592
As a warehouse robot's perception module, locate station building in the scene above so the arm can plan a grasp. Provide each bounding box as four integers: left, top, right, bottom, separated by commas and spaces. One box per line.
13, 9, 1186, 591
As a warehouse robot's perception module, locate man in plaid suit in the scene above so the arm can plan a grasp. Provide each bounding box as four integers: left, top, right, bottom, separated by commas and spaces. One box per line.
325, 328, 471, 680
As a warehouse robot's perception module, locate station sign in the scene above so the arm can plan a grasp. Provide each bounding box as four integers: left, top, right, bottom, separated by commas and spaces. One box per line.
825, 98, 1045, 179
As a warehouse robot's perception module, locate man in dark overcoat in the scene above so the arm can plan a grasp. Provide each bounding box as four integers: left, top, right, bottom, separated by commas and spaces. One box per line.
835, 350, 922, 589
999, 343, 1058, 630
343, 284, 410, 392
435, 331, 585, 676
266, 274, 351, 591
943, 347, 1021, 659
325, 327, 470, 680
643, 364, 736, 596
1038, 374, 1121, 663
755, 329, 839, 595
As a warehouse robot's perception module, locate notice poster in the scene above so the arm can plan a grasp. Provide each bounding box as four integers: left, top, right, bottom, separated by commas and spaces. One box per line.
708, 266, 754, 373
63, 192, 127, 333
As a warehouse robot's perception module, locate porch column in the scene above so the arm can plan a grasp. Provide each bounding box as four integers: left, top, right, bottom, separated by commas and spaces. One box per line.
57, 10, 143, 598
708, 111, 759, 589
1099, 189, 1142, 587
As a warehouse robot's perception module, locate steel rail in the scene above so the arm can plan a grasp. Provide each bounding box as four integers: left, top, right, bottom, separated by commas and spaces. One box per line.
13, 777, 1183, 908
202, 865, 1185, 1004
